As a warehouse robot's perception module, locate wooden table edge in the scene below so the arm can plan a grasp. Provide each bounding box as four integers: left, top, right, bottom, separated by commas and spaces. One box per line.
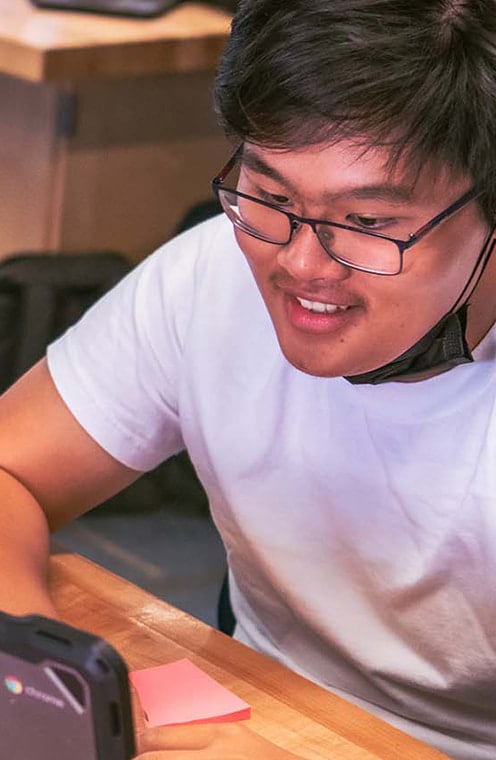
49, 550, 450, 760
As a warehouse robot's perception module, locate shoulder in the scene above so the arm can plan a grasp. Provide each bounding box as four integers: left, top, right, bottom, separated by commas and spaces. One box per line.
131, 213, 254, 325
148, 213, 238, 279
84, 214, 240, 320
84, 213, 258, 357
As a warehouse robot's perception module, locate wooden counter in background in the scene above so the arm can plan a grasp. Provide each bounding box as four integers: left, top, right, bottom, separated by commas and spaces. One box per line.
0, 0, 232, 262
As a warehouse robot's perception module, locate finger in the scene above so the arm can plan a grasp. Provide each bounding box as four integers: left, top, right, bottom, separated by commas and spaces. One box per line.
138, 723, 219, 753
134, 752, 203, 759
130, 683, 148, 739
134, 753, 196, 759
134, 723, 300, 760
135, 753, 210, 759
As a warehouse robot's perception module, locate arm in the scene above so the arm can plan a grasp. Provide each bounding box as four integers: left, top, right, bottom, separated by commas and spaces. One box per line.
0, 358, 141, 617
6, 364, 295, 760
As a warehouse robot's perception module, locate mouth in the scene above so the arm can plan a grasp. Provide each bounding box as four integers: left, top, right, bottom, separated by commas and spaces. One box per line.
285, 293, 359, 335
295, 296, 352, 314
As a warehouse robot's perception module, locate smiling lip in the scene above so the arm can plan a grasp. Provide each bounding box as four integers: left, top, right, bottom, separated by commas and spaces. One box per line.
285, 294, 360, 333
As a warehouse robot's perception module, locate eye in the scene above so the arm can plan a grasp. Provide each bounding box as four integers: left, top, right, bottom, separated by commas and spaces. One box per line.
347, 214, 394, 230
258, 189, 291, 205
239, 168, 292, 206
270, 193, 290, 204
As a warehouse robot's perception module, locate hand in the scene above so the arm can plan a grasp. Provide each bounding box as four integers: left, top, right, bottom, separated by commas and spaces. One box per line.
134, 723, 301, 759
131, 684, 300, 759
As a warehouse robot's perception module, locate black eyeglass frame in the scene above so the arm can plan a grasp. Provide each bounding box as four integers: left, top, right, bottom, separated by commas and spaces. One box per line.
211, 145, 481, 276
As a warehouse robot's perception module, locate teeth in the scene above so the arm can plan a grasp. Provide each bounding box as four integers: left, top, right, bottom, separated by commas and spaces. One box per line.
296, 297, 349, 314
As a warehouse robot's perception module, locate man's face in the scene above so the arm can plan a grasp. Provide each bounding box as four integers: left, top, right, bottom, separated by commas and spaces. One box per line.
234, 139, 489, 378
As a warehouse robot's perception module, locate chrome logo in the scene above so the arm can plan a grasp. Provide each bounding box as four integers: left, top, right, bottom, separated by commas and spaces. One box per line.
4, 676, 23, 695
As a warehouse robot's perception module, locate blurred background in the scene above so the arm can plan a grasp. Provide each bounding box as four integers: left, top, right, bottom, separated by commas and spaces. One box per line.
0, 0, 236, 626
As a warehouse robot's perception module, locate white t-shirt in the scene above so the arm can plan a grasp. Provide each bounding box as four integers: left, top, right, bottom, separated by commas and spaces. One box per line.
48, 215, 496, 760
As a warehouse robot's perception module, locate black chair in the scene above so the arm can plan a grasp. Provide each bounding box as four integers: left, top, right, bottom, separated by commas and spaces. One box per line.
0, 251, 131, 393
217, 573, 236, 636
0, 250, 186, 516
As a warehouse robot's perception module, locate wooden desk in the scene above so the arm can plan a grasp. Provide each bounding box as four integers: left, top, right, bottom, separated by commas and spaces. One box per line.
0, 0, 231, 262
49, 551, 450, 760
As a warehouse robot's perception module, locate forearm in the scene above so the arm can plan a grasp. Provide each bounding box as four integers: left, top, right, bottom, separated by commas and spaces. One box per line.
0, 468, 58, 618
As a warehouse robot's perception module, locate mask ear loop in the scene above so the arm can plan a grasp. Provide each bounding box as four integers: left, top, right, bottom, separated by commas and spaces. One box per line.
451, 226, 496, 313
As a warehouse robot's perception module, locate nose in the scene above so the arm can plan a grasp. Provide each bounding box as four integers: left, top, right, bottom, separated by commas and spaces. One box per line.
276, 220, 351, 281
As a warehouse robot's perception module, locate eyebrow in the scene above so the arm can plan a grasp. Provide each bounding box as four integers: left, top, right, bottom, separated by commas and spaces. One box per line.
241, 146, 415, 205
241, 146, 287, 183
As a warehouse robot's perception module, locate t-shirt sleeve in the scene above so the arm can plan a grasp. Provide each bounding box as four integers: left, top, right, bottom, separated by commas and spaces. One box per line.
46, 229, 201, 472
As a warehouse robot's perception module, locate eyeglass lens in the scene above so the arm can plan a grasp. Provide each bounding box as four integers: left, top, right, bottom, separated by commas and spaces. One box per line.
218, 188, 402, 275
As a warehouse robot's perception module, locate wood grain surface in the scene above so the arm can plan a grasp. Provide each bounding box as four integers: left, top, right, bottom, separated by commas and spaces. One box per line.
49, 551, 450, 760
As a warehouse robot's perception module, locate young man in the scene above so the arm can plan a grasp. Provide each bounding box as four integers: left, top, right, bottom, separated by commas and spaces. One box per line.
0, 1, 495, 758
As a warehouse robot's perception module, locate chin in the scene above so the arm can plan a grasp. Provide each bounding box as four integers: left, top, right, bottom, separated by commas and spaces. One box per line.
279, 346, 350, 378
279, 340, 401, 379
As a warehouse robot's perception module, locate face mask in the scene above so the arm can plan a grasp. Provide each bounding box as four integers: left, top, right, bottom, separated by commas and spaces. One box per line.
344, 235, 496, 386
345, 305, 472, 385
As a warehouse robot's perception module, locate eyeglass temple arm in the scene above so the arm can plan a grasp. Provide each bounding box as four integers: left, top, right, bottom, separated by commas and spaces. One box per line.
212, 144, 243, 185
406, 187, 480, 247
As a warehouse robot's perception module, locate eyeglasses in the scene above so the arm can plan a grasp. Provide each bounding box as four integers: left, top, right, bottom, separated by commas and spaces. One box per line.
212, 146, 480, 276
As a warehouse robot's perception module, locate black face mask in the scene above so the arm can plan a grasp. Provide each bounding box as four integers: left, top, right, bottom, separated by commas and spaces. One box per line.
344, 236, 496, 386
345, 305, 472, 385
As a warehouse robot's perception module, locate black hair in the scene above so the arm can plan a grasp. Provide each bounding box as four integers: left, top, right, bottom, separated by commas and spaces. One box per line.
214, 0, 496, 220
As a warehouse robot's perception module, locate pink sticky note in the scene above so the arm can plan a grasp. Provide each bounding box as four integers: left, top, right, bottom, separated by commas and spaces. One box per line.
129, 658, 251, 728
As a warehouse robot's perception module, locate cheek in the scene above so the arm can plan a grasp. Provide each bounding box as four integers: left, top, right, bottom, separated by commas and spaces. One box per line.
397, 223, 488, 316
408, 216, 488, 283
